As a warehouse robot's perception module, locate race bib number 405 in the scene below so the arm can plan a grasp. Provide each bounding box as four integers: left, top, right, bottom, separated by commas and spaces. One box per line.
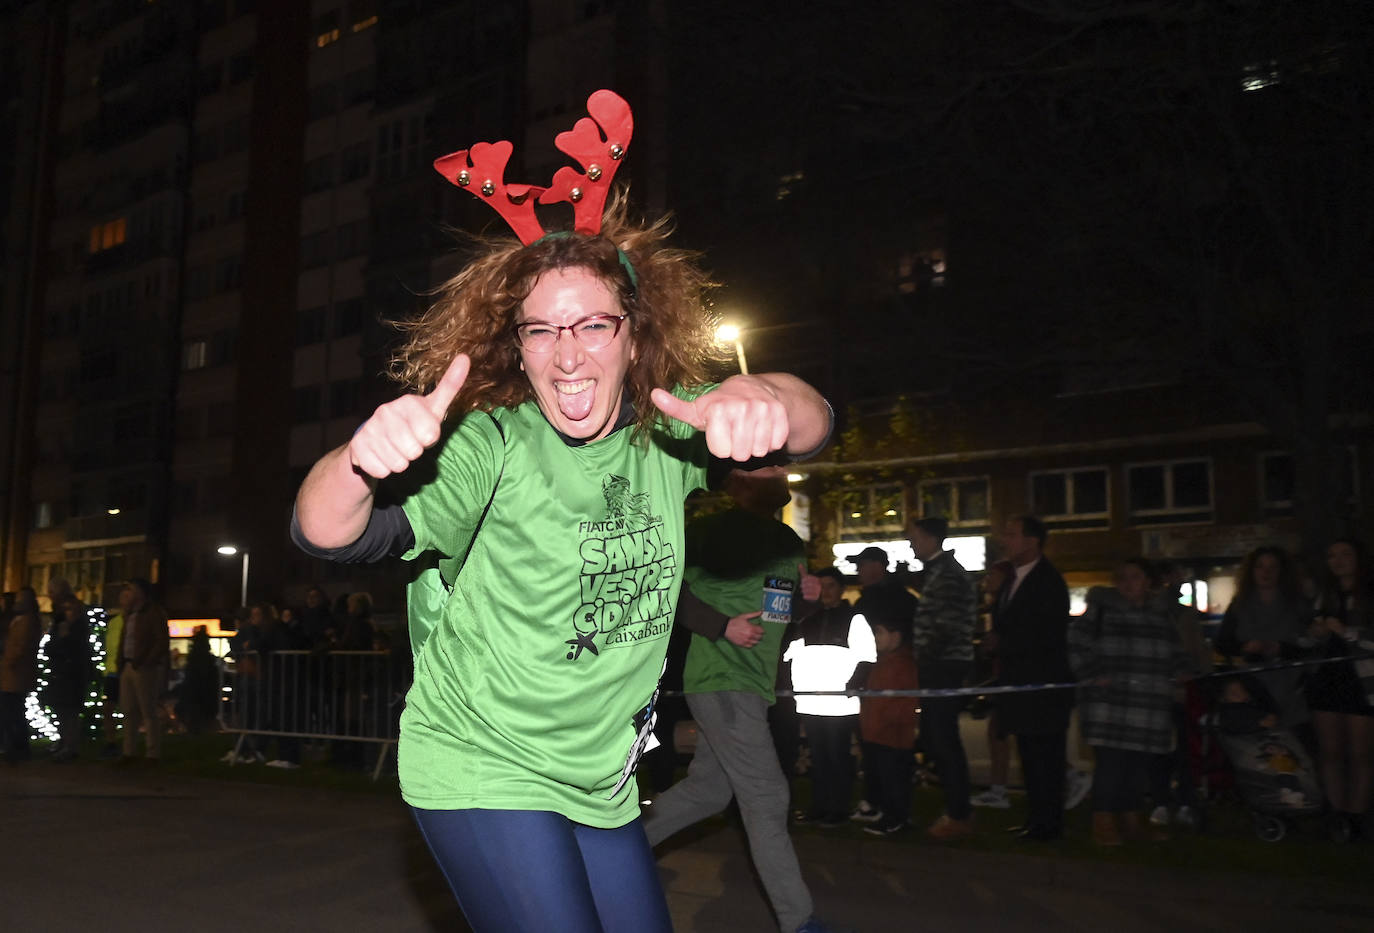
761, 577, 794, 624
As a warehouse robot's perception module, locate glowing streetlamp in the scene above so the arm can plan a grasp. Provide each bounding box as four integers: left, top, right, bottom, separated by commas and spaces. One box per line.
217, 545, 250, 607
715, 322, 748, 374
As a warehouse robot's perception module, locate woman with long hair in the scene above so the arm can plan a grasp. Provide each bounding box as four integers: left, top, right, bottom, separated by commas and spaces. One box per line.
1216, 546, 1310, 729
293, 92, 831, 933
1304, 538, 1374, 839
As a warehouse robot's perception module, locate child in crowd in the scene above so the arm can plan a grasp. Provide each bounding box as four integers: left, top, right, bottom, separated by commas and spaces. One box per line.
1217, 676, 1280, 734
858, 618, 920, 835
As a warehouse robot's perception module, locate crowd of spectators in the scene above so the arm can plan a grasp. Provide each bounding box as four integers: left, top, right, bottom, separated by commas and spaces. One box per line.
0, 580, 405, 771
742, 517, 1374, 847
1, 527, 1369, 845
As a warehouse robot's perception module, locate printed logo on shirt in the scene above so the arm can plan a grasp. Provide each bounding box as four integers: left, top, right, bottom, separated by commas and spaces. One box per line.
566, 474, 677, 661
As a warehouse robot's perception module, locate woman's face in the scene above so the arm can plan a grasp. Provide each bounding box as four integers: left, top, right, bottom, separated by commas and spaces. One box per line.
1252, 552, 1281, 589
516, 267, 635, 442
1327, 542, 1358, 580
1115, 563, 1149, 603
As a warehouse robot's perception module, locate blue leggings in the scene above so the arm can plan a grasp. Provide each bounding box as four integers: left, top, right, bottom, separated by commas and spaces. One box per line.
410, 807, 672, 933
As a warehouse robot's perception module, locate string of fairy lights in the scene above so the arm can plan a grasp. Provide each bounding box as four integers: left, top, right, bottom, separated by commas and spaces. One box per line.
24, 605, 116, 741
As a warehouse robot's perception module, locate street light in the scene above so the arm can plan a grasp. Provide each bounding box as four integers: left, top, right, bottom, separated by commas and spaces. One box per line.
715, 322, 748, 374
217, 545, 250, 607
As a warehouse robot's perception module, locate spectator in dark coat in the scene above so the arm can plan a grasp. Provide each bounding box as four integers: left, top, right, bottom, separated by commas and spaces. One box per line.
300, 586, 335, 647
849, 546, 917, 822
46, 598, 92, 761
178, 626, 221, 735
991, 516, 1073, 842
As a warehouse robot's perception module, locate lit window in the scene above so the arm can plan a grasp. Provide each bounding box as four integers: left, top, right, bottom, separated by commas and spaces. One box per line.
837, 483, 905, 534
182, 340, 209, 371
349, 0, 377, 32
88, 218, 127, 253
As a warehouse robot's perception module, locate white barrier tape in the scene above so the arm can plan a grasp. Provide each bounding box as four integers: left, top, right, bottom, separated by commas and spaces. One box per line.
662, 652, 1373, 699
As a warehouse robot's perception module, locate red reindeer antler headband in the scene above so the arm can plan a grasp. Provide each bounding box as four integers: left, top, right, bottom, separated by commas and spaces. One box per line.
433, 89, 634, 245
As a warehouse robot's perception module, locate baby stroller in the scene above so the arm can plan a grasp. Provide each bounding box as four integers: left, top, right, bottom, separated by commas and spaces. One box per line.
1204, 673, 1324, 842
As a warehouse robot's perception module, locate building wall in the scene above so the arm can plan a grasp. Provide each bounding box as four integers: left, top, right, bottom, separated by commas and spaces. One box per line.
799, 389, 1370, 613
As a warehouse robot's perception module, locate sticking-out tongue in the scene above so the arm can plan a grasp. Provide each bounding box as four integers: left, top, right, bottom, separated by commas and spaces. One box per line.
557, 381, 595, 421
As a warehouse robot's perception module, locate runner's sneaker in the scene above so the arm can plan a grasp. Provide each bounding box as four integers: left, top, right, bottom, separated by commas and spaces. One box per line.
1064, 768, 1093, 810
1149, 805, 1170, 826
1174, 805, 1196, 828
864, 819, 910, 836
970, 787, 1011, 809
849, 801, 883, 823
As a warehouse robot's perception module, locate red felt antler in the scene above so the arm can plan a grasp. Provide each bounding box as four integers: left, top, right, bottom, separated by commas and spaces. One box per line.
539, 90, 634, 236
432, 140, 547, 245
432, 91, 634, 243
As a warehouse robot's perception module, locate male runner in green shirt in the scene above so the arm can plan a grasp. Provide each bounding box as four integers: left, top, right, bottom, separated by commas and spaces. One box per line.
643, 465, 842, 933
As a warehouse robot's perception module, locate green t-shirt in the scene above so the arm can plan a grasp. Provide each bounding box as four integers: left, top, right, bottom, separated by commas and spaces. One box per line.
681, 508, 806, 703
398, 399, 708, 827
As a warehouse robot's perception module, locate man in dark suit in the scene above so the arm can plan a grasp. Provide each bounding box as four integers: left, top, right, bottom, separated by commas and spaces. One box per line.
990, 516, 1073, 841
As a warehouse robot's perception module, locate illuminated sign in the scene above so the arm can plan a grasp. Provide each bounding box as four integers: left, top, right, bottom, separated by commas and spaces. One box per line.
168, 618, 233, 638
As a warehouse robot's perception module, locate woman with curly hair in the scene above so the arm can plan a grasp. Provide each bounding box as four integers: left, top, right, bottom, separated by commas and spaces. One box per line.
292, 98, 830, 930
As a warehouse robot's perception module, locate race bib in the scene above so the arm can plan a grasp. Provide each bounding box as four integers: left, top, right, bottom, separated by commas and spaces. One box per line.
761, 576, 794, 624
610, 659, 665, 797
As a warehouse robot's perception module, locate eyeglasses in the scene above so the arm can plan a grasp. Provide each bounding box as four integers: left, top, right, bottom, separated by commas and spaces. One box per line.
513, 314, 629, 353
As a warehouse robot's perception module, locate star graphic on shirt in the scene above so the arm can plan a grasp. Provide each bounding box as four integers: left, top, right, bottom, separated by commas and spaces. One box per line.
565, 631, 600, 661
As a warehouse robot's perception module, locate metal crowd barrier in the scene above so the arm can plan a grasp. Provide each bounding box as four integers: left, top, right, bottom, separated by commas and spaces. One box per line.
223, 650, 406, 781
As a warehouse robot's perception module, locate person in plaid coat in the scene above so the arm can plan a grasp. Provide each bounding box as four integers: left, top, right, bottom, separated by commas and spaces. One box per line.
1070, 559, 1191, 845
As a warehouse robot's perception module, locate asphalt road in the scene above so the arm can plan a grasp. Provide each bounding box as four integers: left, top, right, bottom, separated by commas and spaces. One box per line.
3, 762, 1371, 933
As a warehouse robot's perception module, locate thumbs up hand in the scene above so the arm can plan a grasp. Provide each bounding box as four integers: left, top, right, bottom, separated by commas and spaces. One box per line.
348, 354, 470, 479
650, 376, 789, 461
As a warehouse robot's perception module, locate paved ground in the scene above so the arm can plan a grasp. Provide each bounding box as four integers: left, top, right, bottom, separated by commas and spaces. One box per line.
3, 761, 1371, 933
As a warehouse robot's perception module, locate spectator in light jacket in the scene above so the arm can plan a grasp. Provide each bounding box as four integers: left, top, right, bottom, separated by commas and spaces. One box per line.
785, 568, 876, 827
117, 579, 169, 761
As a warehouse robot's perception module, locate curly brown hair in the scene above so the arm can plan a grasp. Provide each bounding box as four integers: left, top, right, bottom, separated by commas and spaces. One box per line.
390, 192, 723, 441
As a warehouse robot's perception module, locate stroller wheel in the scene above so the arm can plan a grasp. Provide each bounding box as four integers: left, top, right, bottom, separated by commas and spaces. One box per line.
1253, 814, 1286, 843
